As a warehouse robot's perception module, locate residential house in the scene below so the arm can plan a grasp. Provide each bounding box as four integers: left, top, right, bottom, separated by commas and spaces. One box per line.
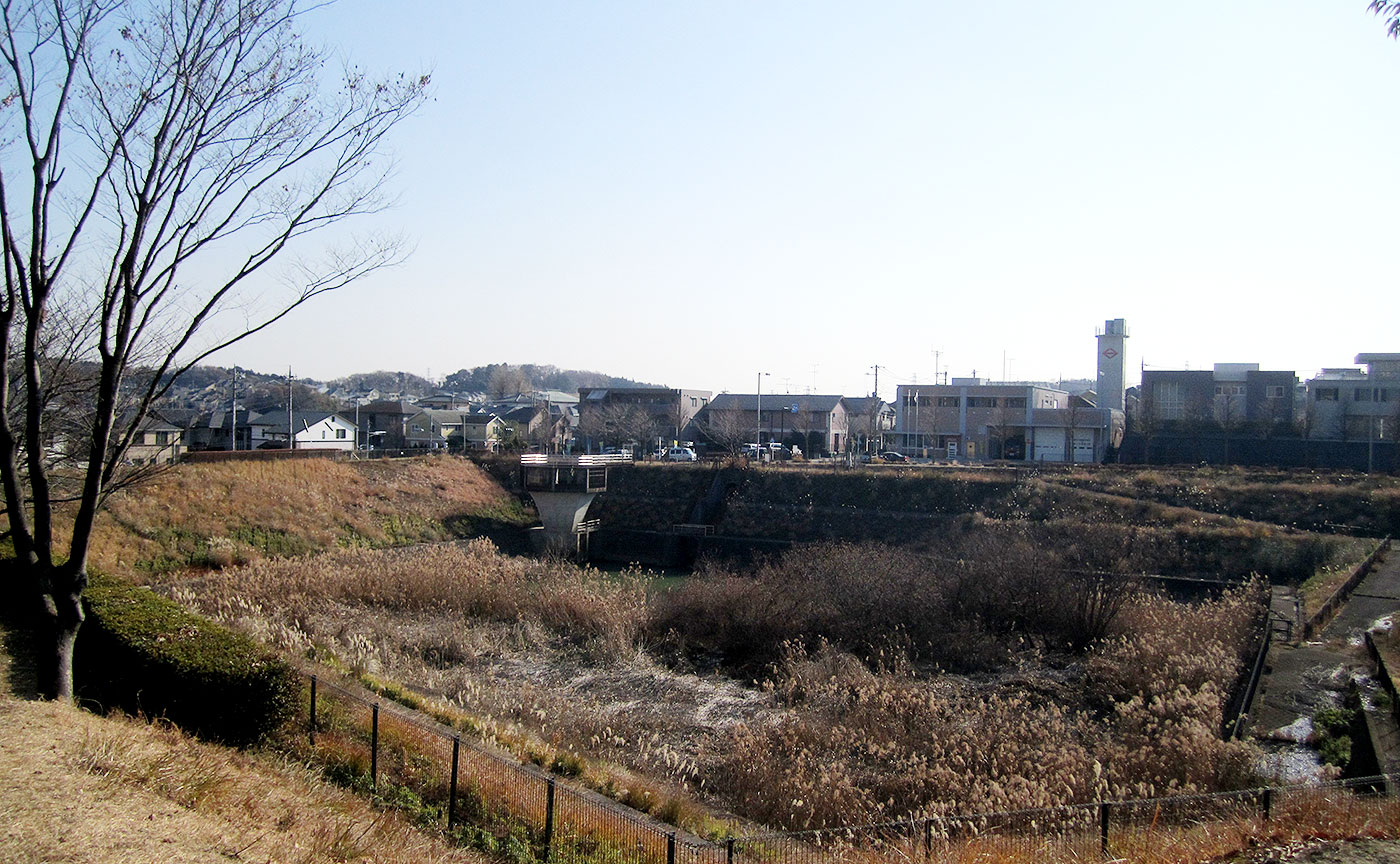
186, 409, 254, 451
416, 392, 476, 410
291, 412, 356, 450
461, 413, 508, 451
842, 397, 896, 454
406, 409, 468, 449
124, 416, 186, 465
576, 386, 712, 450
355, 399, 419, 449
696, 394, 850, 456
895, 380, 1123, 463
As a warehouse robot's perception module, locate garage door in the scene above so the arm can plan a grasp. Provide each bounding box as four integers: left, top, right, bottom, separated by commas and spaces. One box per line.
1071, 430, 1095, 463
1034, 434, 1065, 462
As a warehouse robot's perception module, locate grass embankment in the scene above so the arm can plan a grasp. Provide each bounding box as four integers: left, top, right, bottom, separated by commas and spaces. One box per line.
1298, 540, 1386, 623
0, 612, 484, 864
83, 454, 532, 580
1046, 467, 1400, 537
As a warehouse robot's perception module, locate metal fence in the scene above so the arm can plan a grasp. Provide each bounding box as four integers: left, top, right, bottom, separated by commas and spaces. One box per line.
305, 674, 715, 864
723, 779, 1400, 864
302, 672, 1400, 864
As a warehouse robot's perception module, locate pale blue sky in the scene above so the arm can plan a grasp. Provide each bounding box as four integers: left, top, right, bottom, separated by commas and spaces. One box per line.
219, 1, 1400, 400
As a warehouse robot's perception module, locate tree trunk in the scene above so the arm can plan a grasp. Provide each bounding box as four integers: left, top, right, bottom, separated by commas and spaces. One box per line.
40, 565, 86, 703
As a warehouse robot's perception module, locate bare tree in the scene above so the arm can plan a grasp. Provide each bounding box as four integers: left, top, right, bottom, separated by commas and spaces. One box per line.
989, 400, 1018, 461
579, 402, 655, 451
0, 0, 427, 700
694, 406, 748, 456
1372, 1, 1400, 37
487, 365, 531, 400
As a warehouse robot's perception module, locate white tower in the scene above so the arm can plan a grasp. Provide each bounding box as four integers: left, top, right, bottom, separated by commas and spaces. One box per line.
1096, 319, 1128, 411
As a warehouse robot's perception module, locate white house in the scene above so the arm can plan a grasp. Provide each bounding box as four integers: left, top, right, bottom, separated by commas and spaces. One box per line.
291, 412, 356, 450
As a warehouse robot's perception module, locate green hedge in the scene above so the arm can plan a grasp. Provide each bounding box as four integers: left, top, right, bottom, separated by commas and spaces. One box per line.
76, 576, 299, 747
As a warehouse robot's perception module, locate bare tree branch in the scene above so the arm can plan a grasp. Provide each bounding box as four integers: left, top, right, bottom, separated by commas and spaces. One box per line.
0, 0, 428, 700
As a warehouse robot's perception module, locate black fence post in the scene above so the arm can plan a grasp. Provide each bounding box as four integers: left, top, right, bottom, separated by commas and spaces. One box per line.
726, 837, 735, 864
667, 832, 676, 864
1261, 787, 1272, 822
924, 819, 933, 859
544, 778, 556, 861
448, 736, 460, 830
309, 675, 317, 746
370, 703, 379, 793
1099, 801, 1111, 857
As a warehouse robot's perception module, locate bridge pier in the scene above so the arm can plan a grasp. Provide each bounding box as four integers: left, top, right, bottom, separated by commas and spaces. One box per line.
520, 454, 629, 560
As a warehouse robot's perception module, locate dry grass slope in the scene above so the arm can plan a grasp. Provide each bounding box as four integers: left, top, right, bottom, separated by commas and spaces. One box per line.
81, 454, 527, 578
0, 613, 483, 864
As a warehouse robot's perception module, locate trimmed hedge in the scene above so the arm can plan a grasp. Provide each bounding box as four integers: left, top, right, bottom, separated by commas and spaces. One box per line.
76, 576, 299, 746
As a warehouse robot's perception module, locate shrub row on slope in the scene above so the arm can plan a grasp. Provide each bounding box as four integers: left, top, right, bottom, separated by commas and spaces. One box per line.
77, 576, 299, 747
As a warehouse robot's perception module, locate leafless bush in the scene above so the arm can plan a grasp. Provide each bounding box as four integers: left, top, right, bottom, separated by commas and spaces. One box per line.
650, 537, 1129, 673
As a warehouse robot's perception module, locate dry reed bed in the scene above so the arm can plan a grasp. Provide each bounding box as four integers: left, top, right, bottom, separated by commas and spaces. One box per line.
177, 537, 1274, 837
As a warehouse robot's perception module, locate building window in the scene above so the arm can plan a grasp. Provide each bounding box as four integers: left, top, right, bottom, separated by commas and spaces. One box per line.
967, 397, 999, 408
1004, 397, 1026, 408
1315, 388, 1339, 401
1214, 384, 1244, 396
937, 396, 960, 408
336, 429, 347, 439
690, 397, 698, 407
1355, 388, 1373, 403
1266, 385, 1285, 399
155, 431, 170, 445
1153, 381, 1184, 419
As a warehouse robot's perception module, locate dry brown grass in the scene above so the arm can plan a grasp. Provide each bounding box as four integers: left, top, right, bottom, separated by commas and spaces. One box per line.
176, 538, 648, 658
1298, 540, 1383, 623
78, 454, 524, 579
0, 682, 484, 864
711, 584, 1268, 832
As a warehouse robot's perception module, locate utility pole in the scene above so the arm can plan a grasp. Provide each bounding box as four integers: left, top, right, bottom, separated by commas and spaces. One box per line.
287, 366, 294, 451
933, 350, 942, 387
870, 365, 880, 399
229, 366, 239, 451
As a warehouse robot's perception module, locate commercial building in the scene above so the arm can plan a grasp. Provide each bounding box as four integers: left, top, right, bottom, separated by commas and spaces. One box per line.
1304, 354, 1400, 441
1139, 364, 1296, 434
894, 380, 1123, 463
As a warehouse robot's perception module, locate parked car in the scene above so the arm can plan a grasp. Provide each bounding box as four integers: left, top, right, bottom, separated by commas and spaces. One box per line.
879, 451, 908, 462
664, 446, 698, 462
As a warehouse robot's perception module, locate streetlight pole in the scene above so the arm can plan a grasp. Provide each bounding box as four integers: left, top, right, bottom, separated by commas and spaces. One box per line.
756, 372, 769, 458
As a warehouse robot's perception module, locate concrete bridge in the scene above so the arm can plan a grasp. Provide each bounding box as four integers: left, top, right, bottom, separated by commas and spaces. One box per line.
519, 453, 631, 558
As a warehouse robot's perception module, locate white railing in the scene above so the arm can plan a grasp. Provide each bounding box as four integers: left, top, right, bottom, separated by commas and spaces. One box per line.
520, 453, 634, 466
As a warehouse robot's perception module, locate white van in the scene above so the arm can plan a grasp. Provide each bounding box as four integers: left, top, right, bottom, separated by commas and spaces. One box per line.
664, 446, 698, 462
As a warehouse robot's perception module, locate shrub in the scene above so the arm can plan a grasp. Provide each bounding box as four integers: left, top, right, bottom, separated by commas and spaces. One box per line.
77, 575, 299, 746
649, 537, 1124, 673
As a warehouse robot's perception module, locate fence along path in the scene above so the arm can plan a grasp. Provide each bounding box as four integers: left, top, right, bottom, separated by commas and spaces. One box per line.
305, 673, 718, 864
302, 669, 1400, 864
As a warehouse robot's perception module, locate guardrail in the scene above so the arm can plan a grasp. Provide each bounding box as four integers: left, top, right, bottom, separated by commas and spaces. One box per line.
521, 453, 635, 466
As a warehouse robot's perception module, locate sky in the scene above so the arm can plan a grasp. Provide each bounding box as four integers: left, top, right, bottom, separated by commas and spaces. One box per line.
213, 1, 1400, 401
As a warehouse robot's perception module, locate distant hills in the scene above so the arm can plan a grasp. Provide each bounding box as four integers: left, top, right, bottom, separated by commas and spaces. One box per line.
157, 362, 653, 413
